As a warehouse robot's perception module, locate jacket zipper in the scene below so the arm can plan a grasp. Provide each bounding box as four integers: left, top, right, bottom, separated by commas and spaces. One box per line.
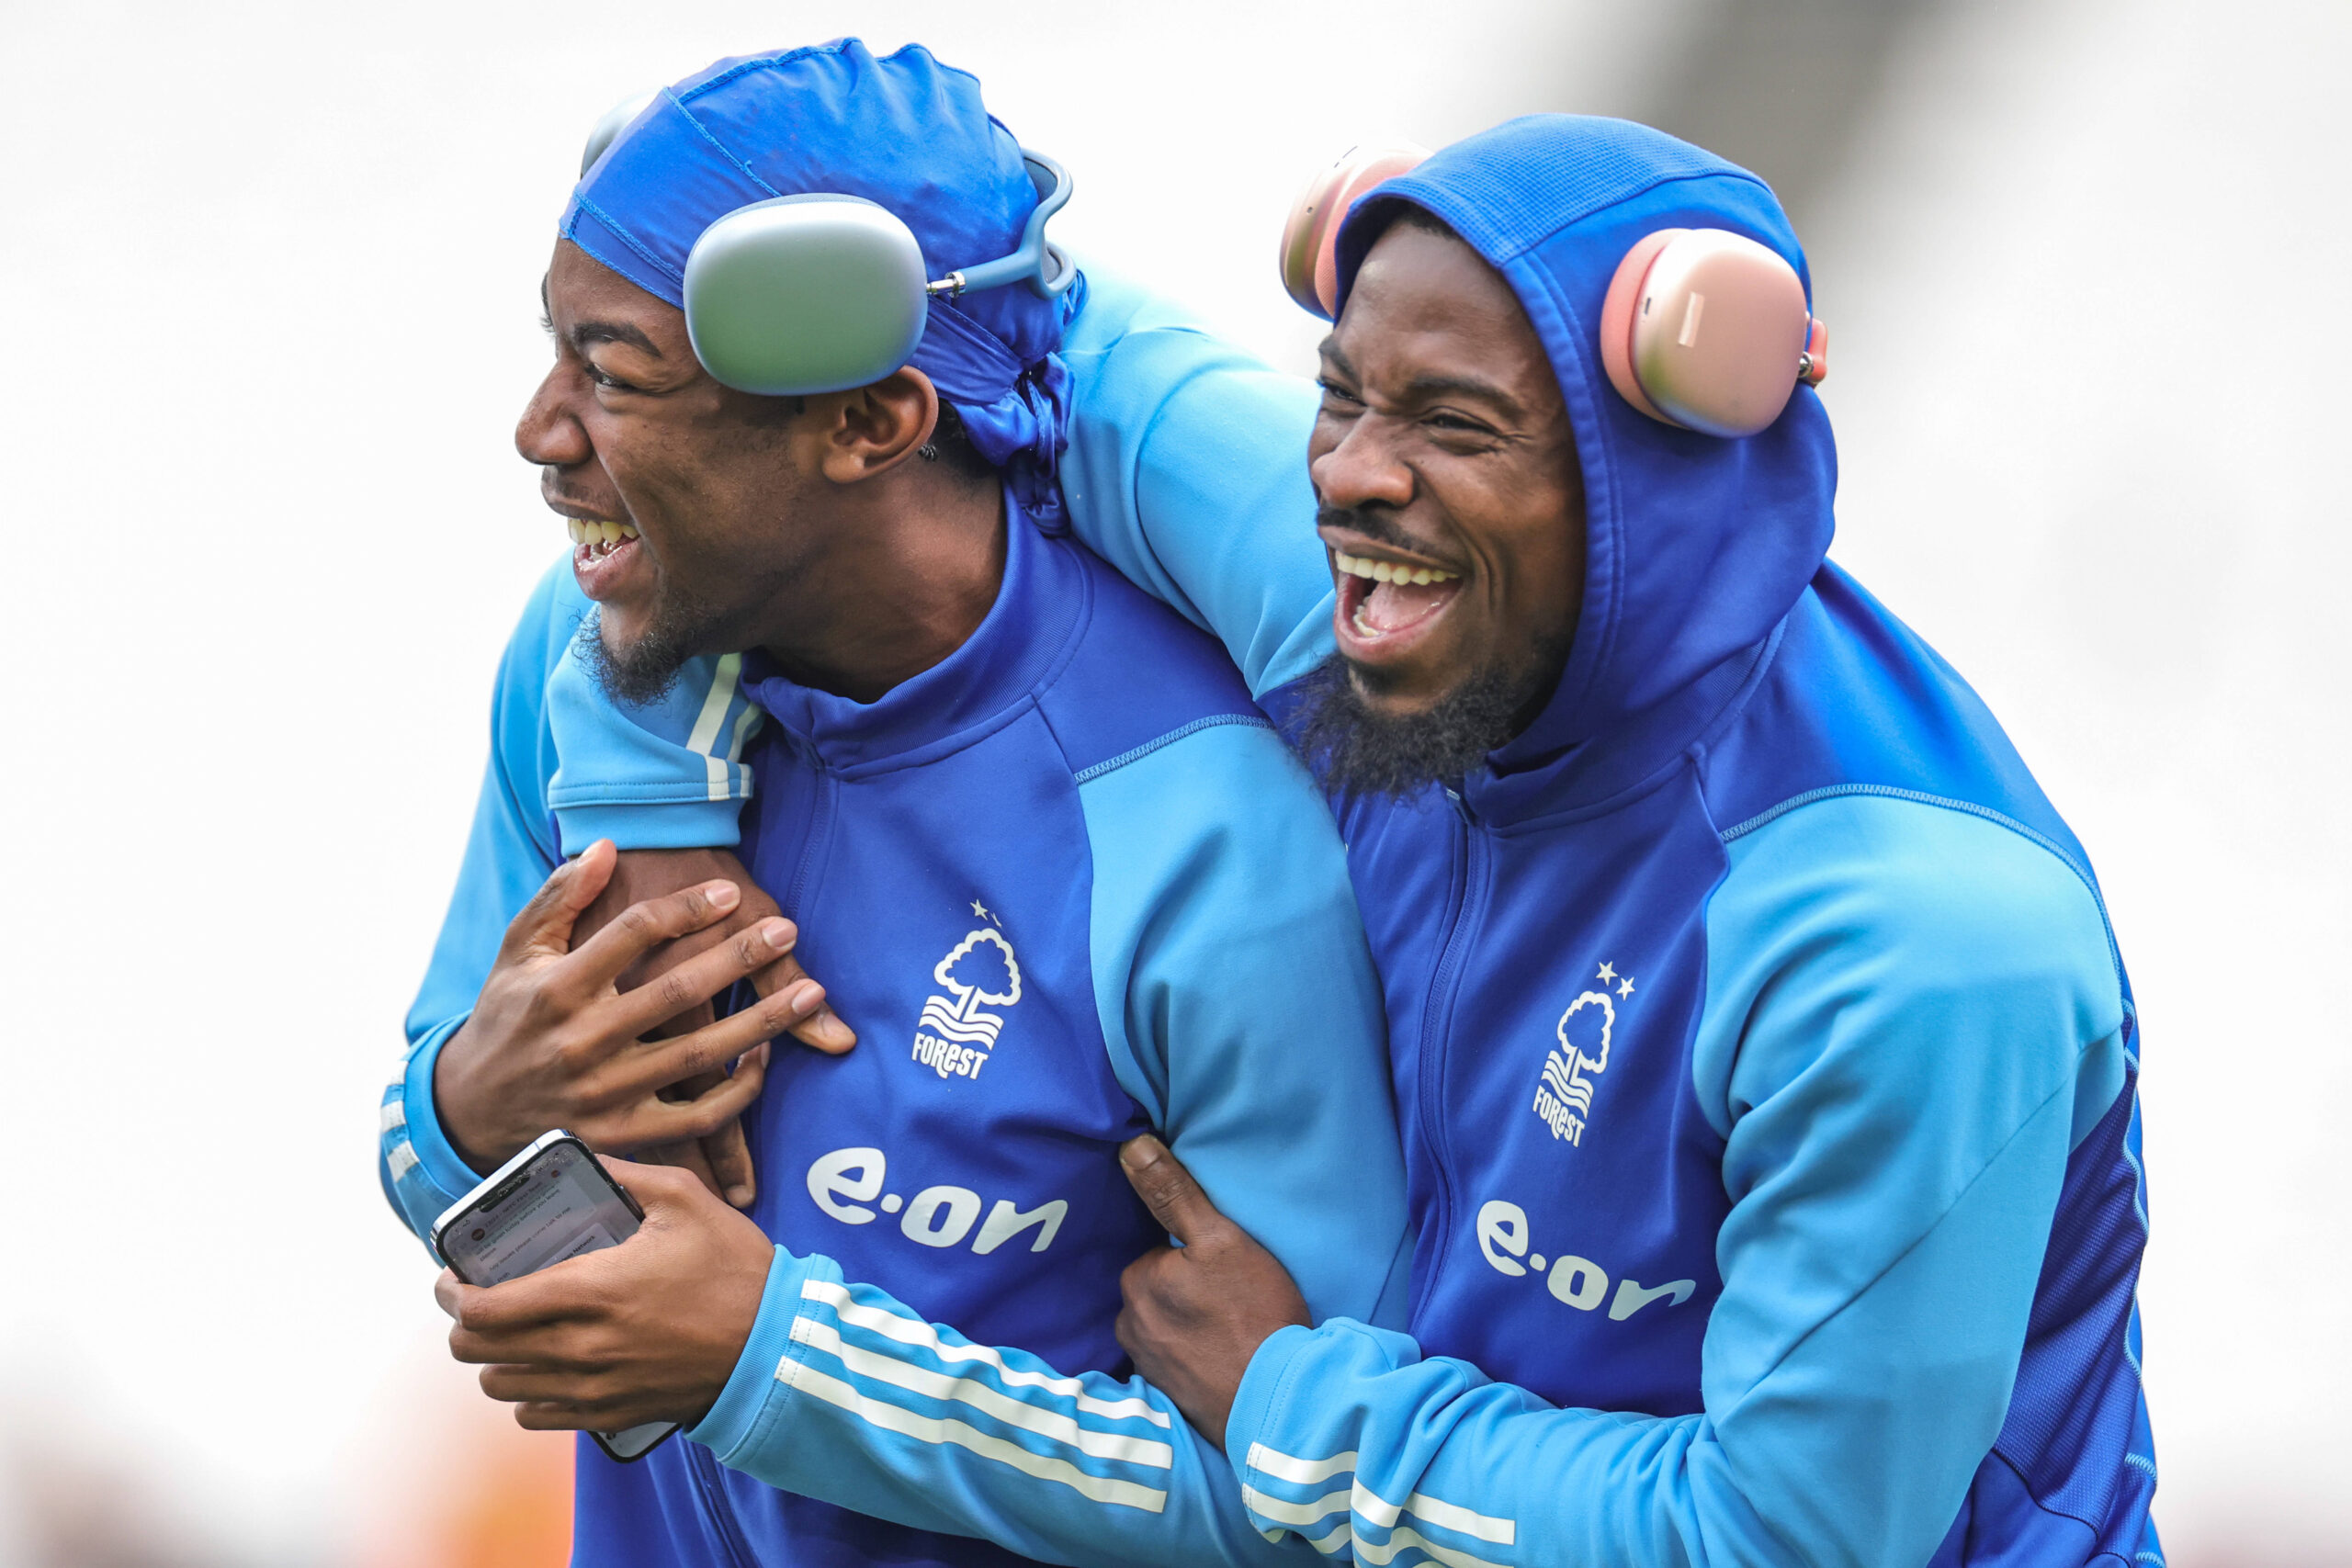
784, 761, 836, 922
1415, 786, 1485, 1309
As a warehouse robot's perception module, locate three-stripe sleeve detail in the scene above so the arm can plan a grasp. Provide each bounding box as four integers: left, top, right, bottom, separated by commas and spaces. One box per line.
684, 653, 760, 803
380, 1058, 421, 1184
777, 1277, 1175, 1512
1242, 1444, 1516, 1568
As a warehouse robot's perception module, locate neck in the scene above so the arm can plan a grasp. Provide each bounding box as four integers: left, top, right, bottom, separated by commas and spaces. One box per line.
753, 472, 1008, 705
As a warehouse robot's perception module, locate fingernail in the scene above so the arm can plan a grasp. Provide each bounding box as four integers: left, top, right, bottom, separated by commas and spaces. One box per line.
763, 919, 795, 950
726, 1185, 753, 1207
791, 980, 823, 1013
707, 881, 741, 911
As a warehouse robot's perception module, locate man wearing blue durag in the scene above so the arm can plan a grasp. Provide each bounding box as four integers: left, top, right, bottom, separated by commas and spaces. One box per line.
401, 41, 2162, 1568
384, 40, 1411, 1568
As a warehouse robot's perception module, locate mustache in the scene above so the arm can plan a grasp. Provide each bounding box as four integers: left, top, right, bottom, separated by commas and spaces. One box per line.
1316, 504, 1434, 556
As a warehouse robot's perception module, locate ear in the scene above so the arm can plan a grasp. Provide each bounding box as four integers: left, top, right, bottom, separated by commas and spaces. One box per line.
817, 367, 942, 485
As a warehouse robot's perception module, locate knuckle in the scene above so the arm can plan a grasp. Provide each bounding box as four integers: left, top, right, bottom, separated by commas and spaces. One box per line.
652, 969, 699, 1016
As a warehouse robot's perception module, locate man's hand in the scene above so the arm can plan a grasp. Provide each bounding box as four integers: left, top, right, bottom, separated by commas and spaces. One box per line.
437, 1159, 774, 1433
582, 848, 858, 1208
1114, 1135, 1311, 1450
434, 840, 822, 1176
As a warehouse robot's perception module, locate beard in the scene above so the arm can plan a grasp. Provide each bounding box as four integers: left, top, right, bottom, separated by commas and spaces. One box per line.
1289, 641, 1568, 802
575, 585, 731, 707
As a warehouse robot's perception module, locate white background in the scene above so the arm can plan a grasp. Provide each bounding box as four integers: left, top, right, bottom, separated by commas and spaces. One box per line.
0, 1, 2343, 1562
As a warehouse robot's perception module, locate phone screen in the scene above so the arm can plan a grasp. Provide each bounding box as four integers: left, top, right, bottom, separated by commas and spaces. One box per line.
437, 1135, 640, 1286
431, 1133, 678, 1462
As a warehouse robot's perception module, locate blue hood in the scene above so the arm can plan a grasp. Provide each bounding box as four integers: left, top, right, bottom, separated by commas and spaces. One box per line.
1334, 117, 1838, 813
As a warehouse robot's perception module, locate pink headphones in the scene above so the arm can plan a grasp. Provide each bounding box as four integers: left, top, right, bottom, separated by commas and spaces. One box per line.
1279, 142, 1827, 439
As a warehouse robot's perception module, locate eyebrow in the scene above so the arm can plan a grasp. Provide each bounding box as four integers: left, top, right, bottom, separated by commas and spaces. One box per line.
571, 319, 663, 356
1320, 338, 1530, 423
537, 273, 663, 357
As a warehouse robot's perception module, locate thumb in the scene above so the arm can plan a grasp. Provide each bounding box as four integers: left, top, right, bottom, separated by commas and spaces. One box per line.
1119, 1134, 1225, 1247
502, 840, 616, 963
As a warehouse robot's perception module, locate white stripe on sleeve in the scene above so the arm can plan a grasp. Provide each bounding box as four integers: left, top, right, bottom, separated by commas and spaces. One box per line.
801, 1279, 1170, 1427
776, 1359, 1170, 1513
1353, 1524, 1509, 1568
1248, 1443, 1359, 1484
789, 1317, 1173, 1469
686, 653, 744, 802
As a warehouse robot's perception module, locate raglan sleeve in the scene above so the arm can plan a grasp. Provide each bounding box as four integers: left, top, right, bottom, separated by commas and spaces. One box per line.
1076, 716, 1413, 1329
1213, 796, 2140, 1568
1057, 263, 1339, 702
378, 560, 580, 1244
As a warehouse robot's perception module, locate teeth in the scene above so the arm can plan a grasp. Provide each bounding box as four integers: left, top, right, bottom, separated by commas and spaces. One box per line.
1334, 550, 1456, 585
568, 518, 640, 553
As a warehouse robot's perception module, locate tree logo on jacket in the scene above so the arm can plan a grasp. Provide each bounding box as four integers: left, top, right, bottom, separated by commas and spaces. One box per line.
912, 921, 1023, 1082
1533, 963, 1633, 1145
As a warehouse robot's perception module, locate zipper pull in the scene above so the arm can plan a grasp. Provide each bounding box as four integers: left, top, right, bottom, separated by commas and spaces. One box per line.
1443, 784, 1474, 824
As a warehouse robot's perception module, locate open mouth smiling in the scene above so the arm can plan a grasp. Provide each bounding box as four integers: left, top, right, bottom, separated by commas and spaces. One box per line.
1329, 544, 1465, 658
560, 509, 647, 601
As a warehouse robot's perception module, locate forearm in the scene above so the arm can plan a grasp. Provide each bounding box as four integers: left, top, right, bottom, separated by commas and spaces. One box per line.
382, 564, 573, 1241
1056, 263, 1334, 699
379, 1017, 478, 1245
545, 647, 762, 853
695, 1248, 1312, 1568
1227, 1106, 2067, 1568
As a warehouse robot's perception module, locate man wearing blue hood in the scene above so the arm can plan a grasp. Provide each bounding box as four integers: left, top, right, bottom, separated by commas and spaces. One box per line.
522, 106, 2160, 1566
383, 40, 1413, 1568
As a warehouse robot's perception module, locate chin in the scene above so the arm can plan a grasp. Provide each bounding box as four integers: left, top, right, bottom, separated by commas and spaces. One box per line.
1342, 654, 1466, 720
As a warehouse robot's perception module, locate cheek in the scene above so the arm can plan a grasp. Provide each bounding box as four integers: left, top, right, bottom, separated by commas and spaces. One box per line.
1480, 507, 1583, 642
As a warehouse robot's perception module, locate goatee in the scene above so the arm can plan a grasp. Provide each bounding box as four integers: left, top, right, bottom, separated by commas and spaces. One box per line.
1289, 647, 1565, 801
576, 592, 727, 707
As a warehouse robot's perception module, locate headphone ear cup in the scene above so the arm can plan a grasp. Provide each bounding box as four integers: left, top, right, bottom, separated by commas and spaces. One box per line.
1600, 228, 1814, 438
1278, 141, 1430, 318
1599, 230, 1684, 426
683, 196, 930, 396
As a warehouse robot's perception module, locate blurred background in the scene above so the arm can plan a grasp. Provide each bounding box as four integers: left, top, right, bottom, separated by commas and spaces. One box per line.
1, 0, 2344, 1562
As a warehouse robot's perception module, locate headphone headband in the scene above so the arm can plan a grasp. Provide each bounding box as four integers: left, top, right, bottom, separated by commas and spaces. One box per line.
576, 90, 1076, 396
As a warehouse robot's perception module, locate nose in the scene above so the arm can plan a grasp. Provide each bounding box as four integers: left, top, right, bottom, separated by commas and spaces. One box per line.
515, 363, 590, 470
1310, 412, 1415, 513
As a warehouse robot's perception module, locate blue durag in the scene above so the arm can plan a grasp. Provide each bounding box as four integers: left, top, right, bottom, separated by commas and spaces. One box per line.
561, 39, 1079, 528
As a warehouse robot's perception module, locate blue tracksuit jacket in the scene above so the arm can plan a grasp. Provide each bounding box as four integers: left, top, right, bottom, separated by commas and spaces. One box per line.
431, 121, 2158, 1568
382, 489, 1413, 1567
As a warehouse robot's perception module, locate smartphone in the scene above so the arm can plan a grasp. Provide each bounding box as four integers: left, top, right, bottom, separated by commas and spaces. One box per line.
430, 1130, 679, 1462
